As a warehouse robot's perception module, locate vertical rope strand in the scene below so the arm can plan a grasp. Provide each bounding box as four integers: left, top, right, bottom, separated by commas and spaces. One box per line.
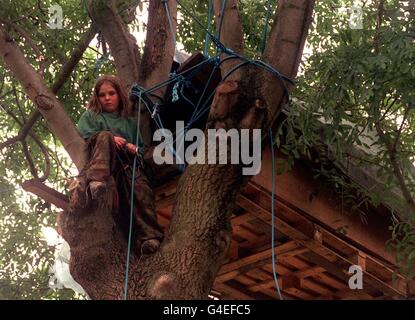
123, 94, 142, 300
270, 128, 284, 300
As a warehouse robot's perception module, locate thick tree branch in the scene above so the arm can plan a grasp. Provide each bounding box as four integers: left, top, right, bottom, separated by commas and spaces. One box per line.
261, 0, 315, 129
88, 0, 141, 92
0, 102, 51, 181
139, 0, 176, 97
0, 18, 47, 75
52, 25, 98, 94
212, 0, 244, 79
0, 26, 87, 170
22, 140, 39, 178
136, 0, 177, 146
0, 101, 23, 125
0, 136, 20, 150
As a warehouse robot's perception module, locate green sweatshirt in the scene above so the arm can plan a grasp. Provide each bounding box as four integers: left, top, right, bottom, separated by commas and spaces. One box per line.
77, 109, 143, 148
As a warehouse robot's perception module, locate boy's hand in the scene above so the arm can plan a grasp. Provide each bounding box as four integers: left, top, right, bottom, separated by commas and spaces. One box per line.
114, 136, 127, 149
126, 143, 138, 155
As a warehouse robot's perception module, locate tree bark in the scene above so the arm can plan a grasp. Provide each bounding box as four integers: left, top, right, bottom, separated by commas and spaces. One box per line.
139, 0, 176, 96
138, 0, 177, 146
212, 0, 244, 79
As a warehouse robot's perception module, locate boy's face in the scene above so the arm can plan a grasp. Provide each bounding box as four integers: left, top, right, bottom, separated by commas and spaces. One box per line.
98, 82, 120, 113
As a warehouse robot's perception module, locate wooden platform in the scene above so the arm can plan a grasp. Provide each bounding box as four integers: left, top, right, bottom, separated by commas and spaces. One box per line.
23, 160, 412, 300
154, 175, 410, 300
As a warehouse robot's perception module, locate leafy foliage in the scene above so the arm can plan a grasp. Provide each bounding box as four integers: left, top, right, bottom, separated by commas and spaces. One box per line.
277, 0, 415, 275
0, 0, 100, 299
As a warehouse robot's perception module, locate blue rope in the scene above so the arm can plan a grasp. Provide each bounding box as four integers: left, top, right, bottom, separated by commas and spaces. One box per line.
131, 57, 292, 141
269, 128, 284, 300
132, 58, 214, 96
94, 53, 109, 77
175, 0, 234, 56
189, 61, 219, 124
204, 0, 213, 56
130, 88, 186, 170
123, 94, 143, 300
261, 0, 273, 53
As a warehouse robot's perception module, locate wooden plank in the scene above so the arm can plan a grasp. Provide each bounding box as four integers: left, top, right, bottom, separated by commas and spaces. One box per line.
248, 264, 325, 293
271, 254, 311, 271
238, 236, 270, 250
241, 247, 309, 277
301, 251, 350, 283
301, 278, 334, 296
217, 240, 298, 280
227, 279, 276, 300
247, 218, 272, 237
225, 240, 239, 263
231, 212, 253, 226
349, 251, 367, 271
22, 179, 69, 210
292, 265, 326, 278
282, 275, 301, 290
284, 287, 314, 300
213, 283, 255, 300
319, 226, 407, 286
214, 270, 239, 284
233, 225, 265, 243
250, 147, 398, 265
247, 268, 275, 281
311, 272, 348, 292
236, 193, 407, 298
234, 274, 258, 287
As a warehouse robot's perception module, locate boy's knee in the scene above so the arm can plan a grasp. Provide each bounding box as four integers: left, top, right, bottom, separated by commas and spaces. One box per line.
96, 131, 113, 140
95, 131, 114, 145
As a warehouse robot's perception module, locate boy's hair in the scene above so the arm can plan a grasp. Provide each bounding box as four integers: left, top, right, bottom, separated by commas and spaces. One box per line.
88, 75, 130, 117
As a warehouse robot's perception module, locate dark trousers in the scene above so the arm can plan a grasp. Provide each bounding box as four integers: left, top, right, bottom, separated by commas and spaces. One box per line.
85, 131, 164, 244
